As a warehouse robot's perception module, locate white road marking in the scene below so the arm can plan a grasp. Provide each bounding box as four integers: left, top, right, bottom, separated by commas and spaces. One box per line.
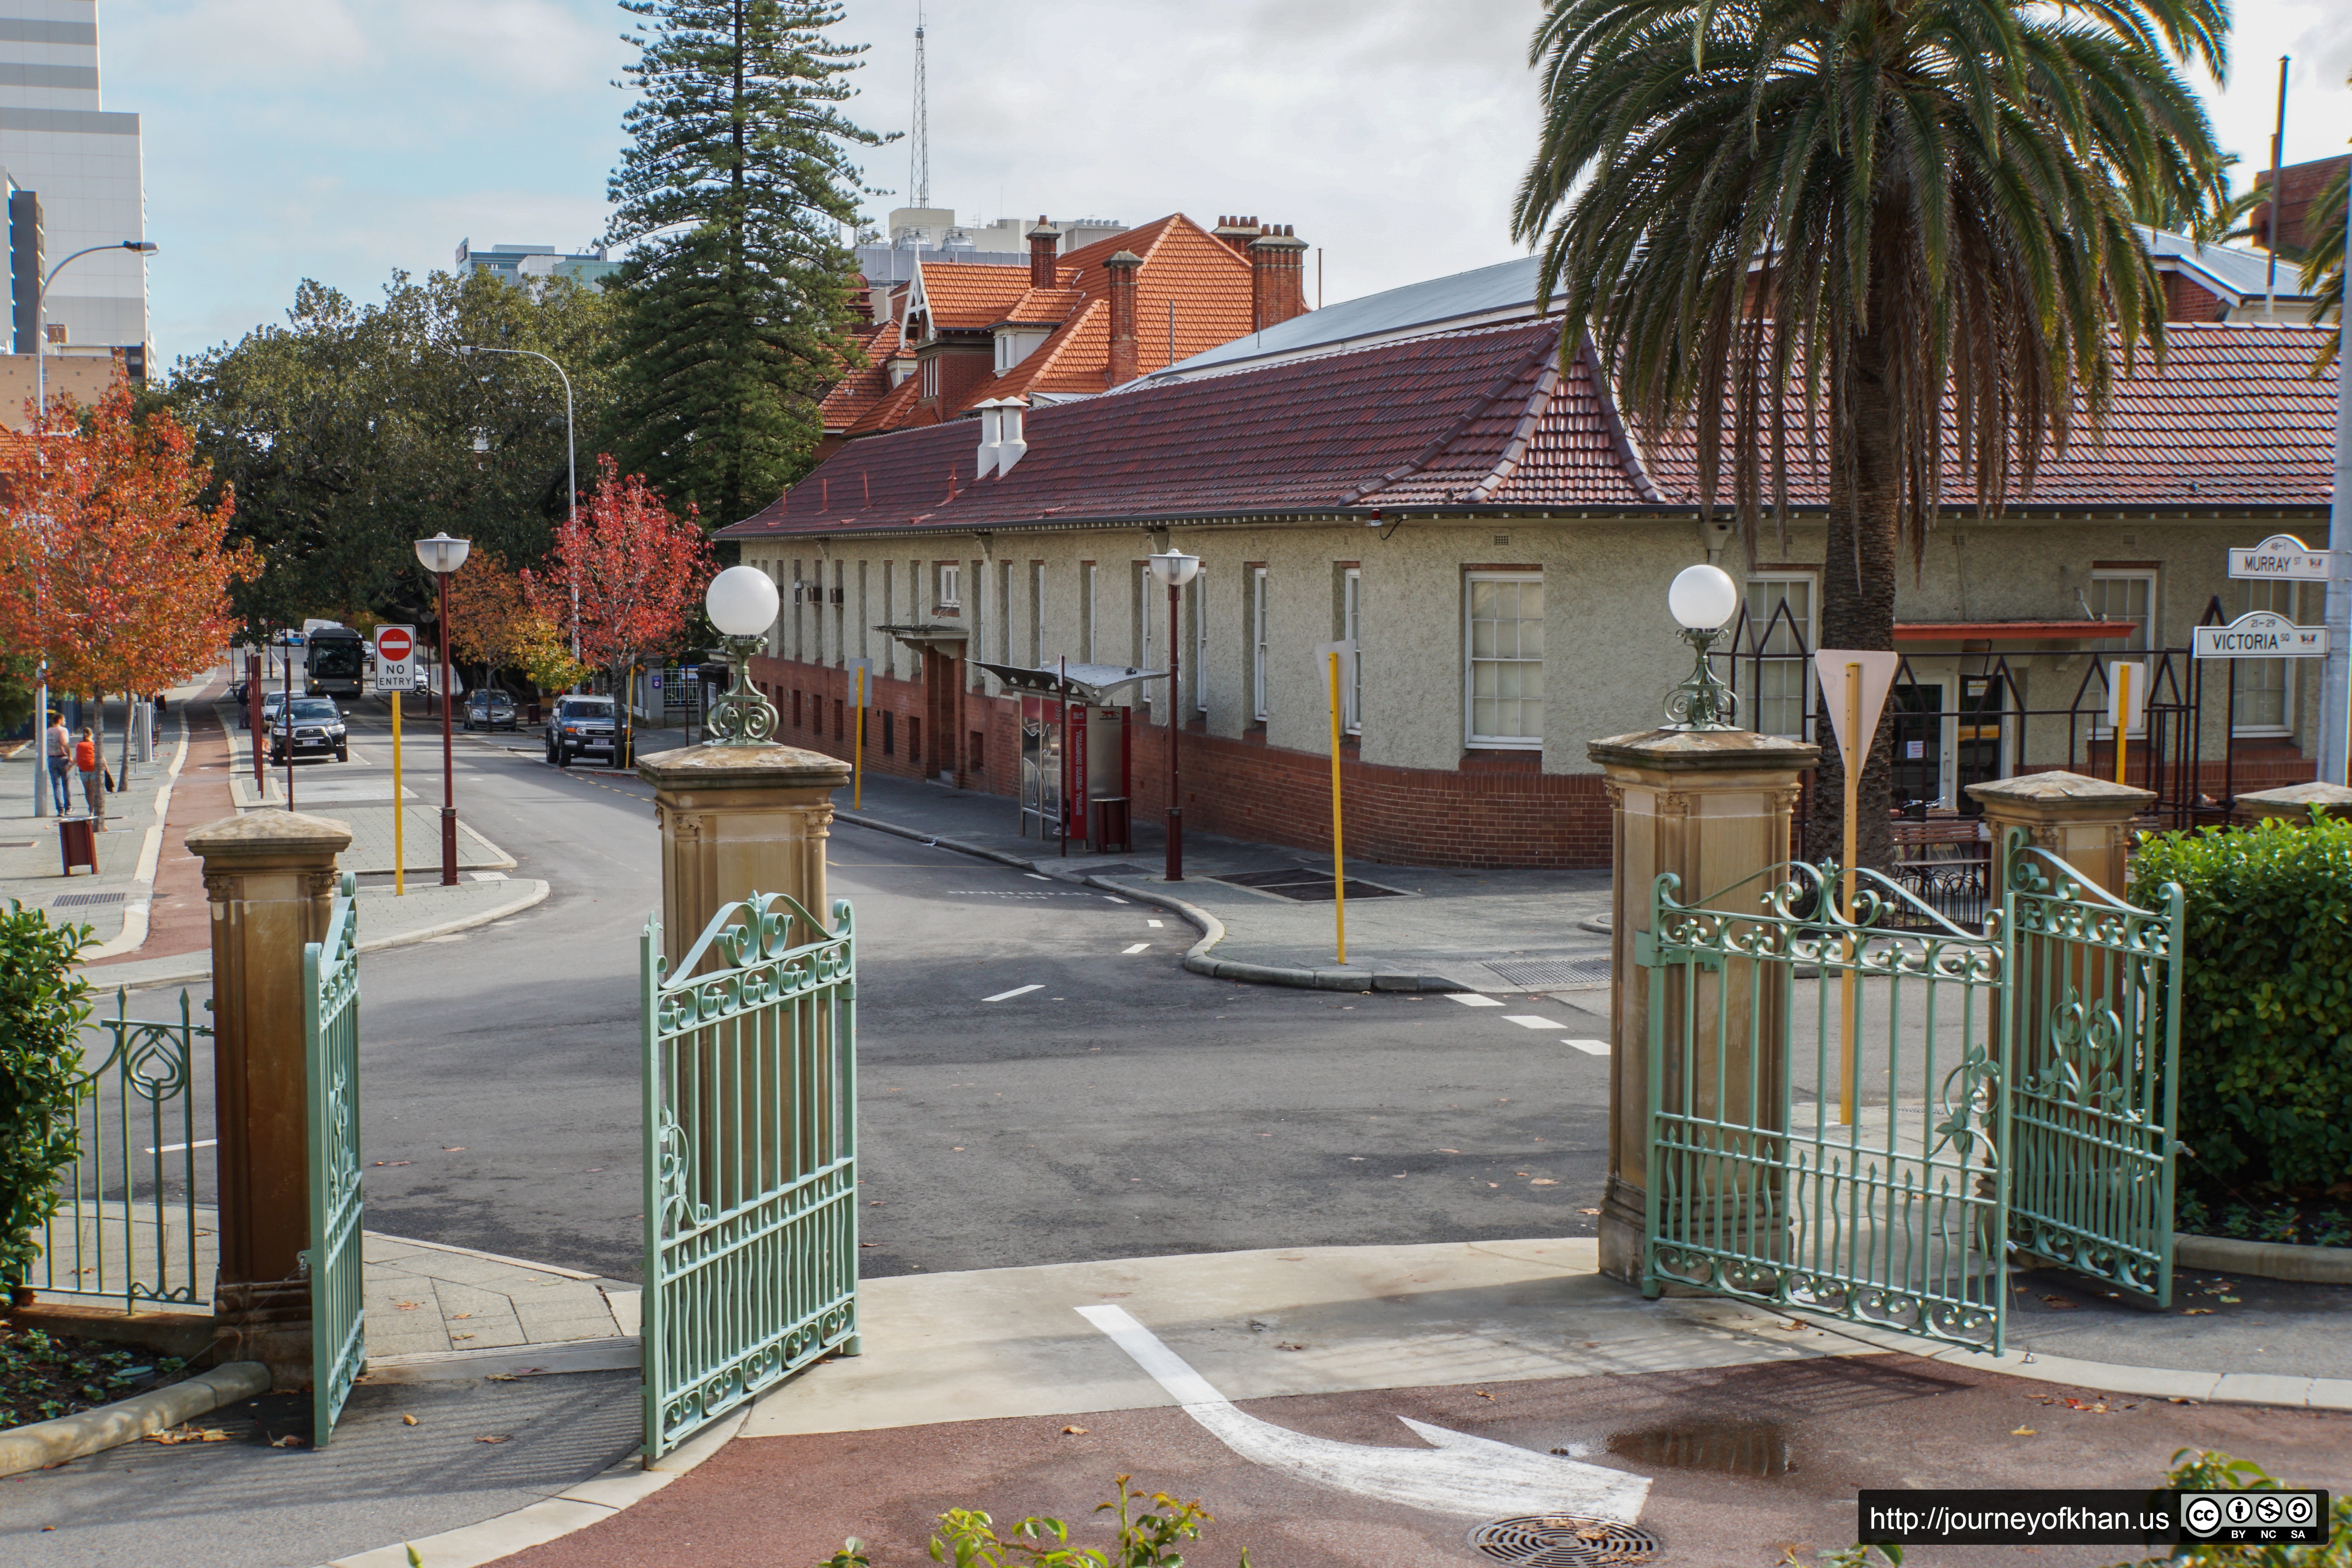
1446, 994, 1504, 1007
1122, 942, 1151, 954
983, 984, 1044, 1002
1147, 919, 1165, 928
1565, 1038, 1611, 1056
1502, 1015, 1564, 1030
1024, 873, 1051, 881
1103, 895, 1129, 903
144, 1140, 217, 1154
1076, 1304, 1648, 1523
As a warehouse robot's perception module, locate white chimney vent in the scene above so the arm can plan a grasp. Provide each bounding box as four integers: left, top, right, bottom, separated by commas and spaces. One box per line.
974, 398, 1004, 478
996, 399, 1028, 476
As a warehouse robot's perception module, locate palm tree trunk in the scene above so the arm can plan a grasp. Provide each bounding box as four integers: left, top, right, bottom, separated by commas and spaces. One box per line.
1809, 320, 1901, 872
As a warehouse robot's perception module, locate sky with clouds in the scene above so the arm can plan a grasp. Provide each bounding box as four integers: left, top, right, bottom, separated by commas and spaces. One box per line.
108, 0, 2352, 368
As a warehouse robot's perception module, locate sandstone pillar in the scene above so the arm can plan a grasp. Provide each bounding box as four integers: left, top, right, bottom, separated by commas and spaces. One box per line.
1965, 771, 2154, 900
185, 809, 352, 1384
636, 743, 852, 970
1588, 728, 1817, 1287
2230, 780, 2352, 827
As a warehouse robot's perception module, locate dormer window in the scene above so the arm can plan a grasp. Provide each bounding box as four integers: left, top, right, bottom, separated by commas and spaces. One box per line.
921, 355, 939, 399
994, 325, 1051, 373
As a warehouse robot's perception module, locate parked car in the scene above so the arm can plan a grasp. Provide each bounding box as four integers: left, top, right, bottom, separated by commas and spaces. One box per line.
545, 696, 617, 767
462, 689, 518, 732
258, 689, 289, 730
269, 697, 348, 764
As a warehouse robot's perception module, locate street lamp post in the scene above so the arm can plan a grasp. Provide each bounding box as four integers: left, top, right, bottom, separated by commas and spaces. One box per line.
457, 345, 578, 665
26, 238, 157, 819
415, 532, 472, 885
1146, 549, 1200, 880
703, 566, 782, 745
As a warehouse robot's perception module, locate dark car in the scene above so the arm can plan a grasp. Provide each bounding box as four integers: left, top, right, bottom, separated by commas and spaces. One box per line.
269, 697, 348, 764
463, 689, 518, 732
545, 696, 617, 767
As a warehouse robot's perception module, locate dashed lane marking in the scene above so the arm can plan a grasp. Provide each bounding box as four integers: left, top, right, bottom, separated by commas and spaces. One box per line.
1565, 1038, 1610, 1056
983, 984, 1044, 1002
1147, 919, 1165, 928
1447, 994, 1505, 1007
1103, 895, 1129, 903
1501, 1014, 1565, 1030
1121, 942, 1150, 954
1024, 873, 1052, 881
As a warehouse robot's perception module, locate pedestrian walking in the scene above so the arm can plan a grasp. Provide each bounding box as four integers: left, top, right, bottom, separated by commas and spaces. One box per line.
43, 711, 71, 814
74, 726, 106, 828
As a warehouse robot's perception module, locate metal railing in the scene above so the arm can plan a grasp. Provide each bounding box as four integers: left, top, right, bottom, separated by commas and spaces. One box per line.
33, 989, 211, 1310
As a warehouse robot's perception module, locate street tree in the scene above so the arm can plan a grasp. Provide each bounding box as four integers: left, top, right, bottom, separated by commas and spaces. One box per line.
443, 550, 538, 687
169, 265, 615, 636
1511, 0, 2226, 866
605, 0, 888, 527
523, 455, 714, 725
0, 385, 256, 702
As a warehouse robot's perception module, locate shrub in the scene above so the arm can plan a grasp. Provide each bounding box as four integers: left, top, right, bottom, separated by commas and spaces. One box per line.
2131, 815, 2352, 1193
0, 902, 92, 1296
2110, 1449, 2352, 1566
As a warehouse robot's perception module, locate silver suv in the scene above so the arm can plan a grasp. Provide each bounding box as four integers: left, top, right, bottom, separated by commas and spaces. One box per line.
545, 696, 617, 767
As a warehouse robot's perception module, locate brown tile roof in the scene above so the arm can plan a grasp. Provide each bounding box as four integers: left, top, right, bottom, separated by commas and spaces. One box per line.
815, 322, 904, 434
1639, 322, 2338, 509
741, 317, 2335, 543
914, 263, 1039, 332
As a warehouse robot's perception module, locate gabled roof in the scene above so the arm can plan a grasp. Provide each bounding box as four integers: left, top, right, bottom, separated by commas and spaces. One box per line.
814, 321, 906, 435
910, 263, 1038, 333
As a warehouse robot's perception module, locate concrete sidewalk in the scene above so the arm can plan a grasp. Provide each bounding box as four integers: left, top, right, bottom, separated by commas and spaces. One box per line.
834, 771, 1611, 993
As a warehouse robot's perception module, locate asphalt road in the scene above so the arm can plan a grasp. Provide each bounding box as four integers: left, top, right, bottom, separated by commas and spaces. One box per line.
155, 699, 1613, 1286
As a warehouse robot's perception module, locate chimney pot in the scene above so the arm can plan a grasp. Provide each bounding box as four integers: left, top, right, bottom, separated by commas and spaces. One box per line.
1247, 226, 1310, 332
1027, 217, 1062, 289
997, 399, 1028, 474
974, 398, 1004, 479
1105, 249, 1142, 386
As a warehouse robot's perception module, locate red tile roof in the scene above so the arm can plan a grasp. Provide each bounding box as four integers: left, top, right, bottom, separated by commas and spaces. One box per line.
731, 319, 2335, 542
912, 264, 1039, 332
814, 321, 904, 434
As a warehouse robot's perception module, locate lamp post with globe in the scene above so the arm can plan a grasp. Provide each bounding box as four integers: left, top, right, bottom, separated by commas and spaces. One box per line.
701, 566, 782, 745
1663, 564, 1741, 731
1146, 549, 1200, 880
415, 531, 471, 885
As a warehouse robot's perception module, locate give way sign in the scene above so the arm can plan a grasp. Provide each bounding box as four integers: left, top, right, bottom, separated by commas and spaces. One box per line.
374, 625, 417, 693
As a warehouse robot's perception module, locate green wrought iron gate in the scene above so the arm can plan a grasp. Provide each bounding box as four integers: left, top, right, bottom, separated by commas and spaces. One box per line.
1641, 831, 2181, 1352
641, 891, 859, 1462
305, 871, 366, 1444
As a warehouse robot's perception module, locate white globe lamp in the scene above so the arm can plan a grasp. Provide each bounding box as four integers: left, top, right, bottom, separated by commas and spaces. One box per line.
1664, 563, 1741, 730
702, 566, 781, 746
706, 564, 781, 638
1668, 563, 1739, 631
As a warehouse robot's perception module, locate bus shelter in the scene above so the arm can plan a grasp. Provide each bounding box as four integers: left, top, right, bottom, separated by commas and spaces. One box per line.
972, 661, 1167, 855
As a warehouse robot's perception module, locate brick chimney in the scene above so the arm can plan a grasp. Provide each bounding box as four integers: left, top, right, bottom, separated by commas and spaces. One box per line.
1105, 249, 1142, 386
1248, 224, 1308, 331
1027, 216, 1060, 290
1212, 215, 1260, 257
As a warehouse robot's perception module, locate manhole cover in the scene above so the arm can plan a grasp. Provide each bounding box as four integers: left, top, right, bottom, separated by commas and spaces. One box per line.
1487, 957, 1612, 988
51, 891, 127, 909
1210, 867, 1405, 901
1468, 1516, 1660, 1566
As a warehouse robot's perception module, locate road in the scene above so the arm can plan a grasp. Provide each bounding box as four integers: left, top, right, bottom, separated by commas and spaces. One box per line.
174, 696, 1611, 1284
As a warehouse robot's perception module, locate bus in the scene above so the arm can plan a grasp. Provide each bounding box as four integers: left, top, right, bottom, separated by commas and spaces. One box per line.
305, 626, 368, 698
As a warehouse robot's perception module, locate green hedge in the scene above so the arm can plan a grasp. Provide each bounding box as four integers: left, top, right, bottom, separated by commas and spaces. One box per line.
2131, 813, 2352, 1193
0, 903, 90, 1294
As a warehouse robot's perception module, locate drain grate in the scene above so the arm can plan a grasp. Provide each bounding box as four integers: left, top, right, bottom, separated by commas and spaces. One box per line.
51, 891, 127, 909
1468, 1516, 1660, 1566
1487, 957, 1613, 988
1210, 867, 1405, 901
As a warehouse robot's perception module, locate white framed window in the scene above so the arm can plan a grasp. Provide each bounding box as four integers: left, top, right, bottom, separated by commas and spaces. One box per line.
2090, 569, 2157, 736
1251, 566, 1270, 722
997, 561, 1014, 664
1028, 562, 1044, 667
1082, 563, 1098, 662
832, 561, 845, 665
791, 558, 806, 661
1342, 566, 1362, 735
1192, 569, 1209, 717
936, 562, 960, 610
921, 355, 938, 399
1465, 571, 1544, 748
1135, 563, 1155, 713
966, 560, 983, 685
2232, 580, 2307, 735
1745, 572, 1816, 739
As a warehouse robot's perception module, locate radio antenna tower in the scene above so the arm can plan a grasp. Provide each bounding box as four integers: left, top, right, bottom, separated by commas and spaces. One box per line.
909, 2, 930, 210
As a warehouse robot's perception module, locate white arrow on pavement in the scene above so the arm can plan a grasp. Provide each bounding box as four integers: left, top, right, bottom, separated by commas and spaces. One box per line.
1075, 1304, 1649, 1523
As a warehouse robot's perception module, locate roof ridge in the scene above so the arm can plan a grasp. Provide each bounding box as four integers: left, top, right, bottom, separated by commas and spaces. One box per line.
1576, 336, 1667, 504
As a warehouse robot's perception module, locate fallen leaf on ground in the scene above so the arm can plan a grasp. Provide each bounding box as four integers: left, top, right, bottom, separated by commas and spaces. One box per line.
402, 1415, 419, 1426
484, 1374, 518, 1383
1579, 1207, 1601, 1215
1472, 1390, 1496, 1401
372, 1160, 412, 1168
145, 1425, 229, 1446
2218, 1296, 2242, 1303
451, 1313, 472, 1320
2180, 1308, 2213, 1315
451, 1333, 475, 1342
271, 1435, 305, 1448
442, 1146, 466, 1152
2011, 1427, 2037, 1436
394, 1301, 422, 1311
2040, 1296, 2077, 1309
1061, 1425, 1088, 1436
476, 1434, 510, 1444
1438, 1148, 1460, 1154
1275, 1342, 1308, 1351
1530, 1179, 1558, 1187
858, 1242, 879, 1248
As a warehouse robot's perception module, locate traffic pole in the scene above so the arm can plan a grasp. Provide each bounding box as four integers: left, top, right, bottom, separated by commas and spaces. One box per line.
392, 691, 405, 897
1840, 660, 1860, 1128
2114, 663, 2132, 785
853, 667, 865, 811
2321, 178, 2352, 784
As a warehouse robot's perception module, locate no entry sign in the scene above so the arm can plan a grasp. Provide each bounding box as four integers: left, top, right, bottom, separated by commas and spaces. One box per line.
374, 625, 417, 693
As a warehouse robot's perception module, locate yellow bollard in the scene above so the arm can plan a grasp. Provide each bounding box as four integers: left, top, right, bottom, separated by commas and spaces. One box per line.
2114, 663, 2132, 786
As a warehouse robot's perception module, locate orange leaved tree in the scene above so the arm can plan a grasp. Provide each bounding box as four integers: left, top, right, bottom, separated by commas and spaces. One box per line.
522, 454, 711, 748
444, 550, 538, 688
0, 384, 256, 708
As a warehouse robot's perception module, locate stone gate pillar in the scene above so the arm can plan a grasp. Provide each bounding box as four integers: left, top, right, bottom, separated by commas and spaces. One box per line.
637, 744, 853, 968
1966, 771, 2155, 899
185, 809, 353, 1384
1588, 729, 1817, 1287
2230, 780, 2352, 827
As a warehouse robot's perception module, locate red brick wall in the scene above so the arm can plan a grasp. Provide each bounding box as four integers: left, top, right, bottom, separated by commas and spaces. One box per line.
2163, 273, 2222, 322
752, 653, 1615, 868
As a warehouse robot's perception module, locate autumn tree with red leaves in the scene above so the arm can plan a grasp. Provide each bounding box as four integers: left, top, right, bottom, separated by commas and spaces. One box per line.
443, 550, 538, 683
522, 454, 711, 716
0, 385, 256, 701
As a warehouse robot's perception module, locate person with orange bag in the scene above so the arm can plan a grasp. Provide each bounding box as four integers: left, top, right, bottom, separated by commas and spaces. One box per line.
73, 725, 106, 829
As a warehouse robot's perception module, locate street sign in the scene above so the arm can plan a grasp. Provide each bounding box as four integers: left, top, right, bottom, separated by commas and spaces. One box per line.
373, 625, 416, 694
2229, 534, 2334, 581
1311, 638, 1356, 699
844, 657, 873, 706
1813, 649, 1902, 768
2192, 610, 2330, 659
2106, 661, 2149, 729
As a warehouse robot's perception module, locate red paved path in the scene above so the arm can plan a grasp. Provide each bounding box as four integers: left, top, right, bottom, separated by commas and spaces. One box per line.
493, 1359, 2352, 1568
85, 677, 231, 970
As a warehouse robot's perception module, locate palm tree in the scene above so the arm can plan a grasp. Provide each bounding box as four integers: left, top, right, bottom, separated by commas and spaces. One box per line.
1512, 0, 2227, 867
